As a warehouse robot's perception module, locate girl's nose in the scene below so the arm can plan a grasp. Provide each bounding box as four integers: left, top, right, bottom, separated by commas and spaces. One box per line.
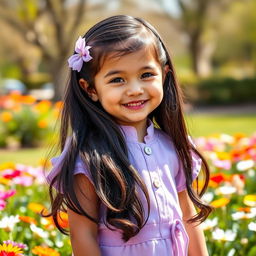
126, 82, 144, 96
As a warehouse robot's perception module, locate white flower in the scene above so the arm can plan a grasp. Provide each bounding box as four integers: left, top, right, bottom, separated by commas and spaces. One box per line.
227, 248, 236, 256
30, 224, 49, 238
202, 192, 214, 203
220, 134, 234, 144
248, 222, 256, 232
212, 228, 236, 241
56, 240, 64, 247
216, 185, 236, 195
0, 215, 20, 231
201, 217, 218, 230
248, 169, 255, 177
236, 160, 254, 171
232, 211, 256, 220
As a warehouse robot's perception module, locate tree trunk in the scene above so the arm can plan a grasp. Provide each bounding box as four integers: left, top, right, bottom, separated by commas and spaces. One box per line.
49, 61, 69, 101
189, 32, 201, 75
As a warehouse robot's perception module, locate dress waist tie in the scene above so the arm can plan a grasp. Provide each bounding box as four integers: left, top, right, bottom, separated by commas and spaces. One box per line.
170, 219, 189, 256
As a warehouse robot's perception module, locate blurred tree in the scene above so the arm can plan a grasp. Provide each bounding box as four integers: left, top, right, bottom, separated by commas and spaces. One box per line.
156, 0, 232, 77
0, 0, 86, 100
213, 0, 256, 77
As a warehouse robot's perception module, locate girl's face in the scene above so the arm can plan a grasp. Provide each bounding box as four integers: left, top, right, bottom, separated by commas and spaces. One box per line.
92, 47, 164, 130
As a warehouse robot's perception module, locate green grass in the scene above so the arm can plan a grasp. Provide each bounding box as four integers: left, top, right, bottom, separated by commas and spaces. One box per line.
0, 146, 50, 166
0, 114, 255, 165
186, 114, 256, 137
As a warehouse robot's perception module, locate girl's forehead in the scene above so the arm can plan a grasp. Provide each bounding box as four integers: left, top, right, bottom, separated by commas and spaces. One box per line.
101, 45, 159, 68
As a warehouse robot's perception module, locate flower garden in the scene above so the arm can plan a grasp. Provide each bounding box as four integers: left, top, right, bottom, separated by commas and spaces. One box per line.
0, 93, 255, 256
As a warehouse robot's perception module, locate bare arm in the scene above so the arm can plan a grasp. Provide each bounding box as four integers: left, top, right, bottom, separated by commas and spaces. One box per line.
67, 174, 101, 256
178, 190, 209, 256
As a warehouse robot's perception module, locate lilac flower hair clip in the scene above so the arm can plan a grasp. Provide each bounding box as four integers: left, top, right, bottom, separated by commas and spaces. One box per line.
68, 36, 92, 72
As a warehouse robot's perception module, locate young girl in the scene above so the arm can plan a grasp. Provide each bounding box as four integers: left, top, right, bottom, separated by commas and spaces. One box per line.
47, 15, 212, 256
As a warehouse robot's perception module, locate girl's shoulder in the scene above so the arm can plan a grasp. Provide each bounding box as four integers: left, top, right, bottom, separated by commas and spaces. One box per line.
46, 138, 93, 191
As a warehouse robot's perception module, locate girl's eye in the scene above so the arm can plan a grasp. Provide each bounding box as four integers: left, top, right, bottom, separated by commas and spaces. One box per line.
109, 77, 125, 83
141, 72, 154, 79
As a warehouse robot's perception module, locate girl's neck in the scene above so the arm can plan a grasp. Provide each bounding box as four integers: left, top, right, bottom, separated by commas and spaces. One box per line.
136, 122, 147, 143
119, 119, 148, 143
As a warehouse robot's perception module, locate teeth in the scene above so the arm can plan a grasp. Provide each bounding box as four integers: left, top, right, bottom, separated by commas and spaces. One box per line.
126, 101, 144, 107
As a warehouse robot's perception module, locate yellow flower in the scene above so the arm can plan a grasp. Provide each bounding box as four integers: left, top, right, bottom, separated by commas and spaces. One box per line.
32, 246, 60, 256
39, 158, 51, 169
0, 111, 13, 122
34, 100, 51, 113
0, 177, 10, 185
210, 198, 230, 208
0, 162, 15, 171
0, 243, 23, 255
28, 203, 47, 214
243, 195, 256, 207
37, 120, 48, 128
216, 151, 231, 160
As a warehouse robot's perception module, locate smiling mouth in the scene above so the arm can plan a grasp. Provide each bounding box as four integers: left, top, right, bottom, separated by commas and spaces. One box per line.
123, 100, 147, 107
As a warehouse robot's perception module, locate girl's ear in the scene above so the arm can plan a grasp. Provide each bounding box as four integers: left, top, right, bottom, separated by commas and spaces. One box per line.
79, 78, 99, 102
163, 65, 170, 81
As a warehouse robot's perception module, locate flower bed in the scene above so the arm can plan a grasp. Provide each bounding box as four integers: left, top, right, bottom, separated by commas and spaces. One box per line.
0, 92, 62, 148
0, 133, 255, 255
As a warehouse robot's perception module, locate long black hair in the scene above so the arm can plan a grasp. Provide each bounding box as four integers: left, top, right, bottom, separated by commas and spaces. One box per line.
47, 15, 212, 242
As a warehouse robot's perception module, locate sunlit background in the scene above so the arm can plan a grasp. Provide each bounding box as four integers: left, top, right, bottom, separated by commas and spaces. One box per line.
0, 0, 255, 255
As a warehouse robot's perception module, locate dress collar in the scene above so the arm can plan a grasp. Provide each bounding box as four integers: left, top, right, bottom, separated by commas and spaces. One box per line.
119, 119, 155, 143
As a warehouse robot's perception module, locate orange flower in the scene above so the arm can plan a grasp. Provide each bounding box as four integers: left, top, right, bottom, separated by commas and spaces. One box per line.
233, 133, 246, 141
237, 207, 251, 213
20, 95, 36, 104
19, 215, 37, 225
53, 101, 63, 118
37, 120, 48, 128
32, 246, 60, 256
0, 111, 13, 122
28, 203, 48, 214
208, 180, 218, 188
210, 198, 230, 208
54, 101, 63, 111
57, 211, 69, 229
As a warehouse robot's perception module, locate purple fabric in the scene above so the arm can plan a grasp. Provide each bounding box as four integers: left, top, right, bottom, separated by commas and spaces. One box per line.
47, 121, 201, 256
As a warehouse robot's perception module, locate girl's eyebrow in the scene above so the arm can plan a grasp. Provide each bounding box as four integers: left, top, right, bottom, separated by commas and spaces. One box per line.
104, 65, 156, 78
104, 70, 122, 78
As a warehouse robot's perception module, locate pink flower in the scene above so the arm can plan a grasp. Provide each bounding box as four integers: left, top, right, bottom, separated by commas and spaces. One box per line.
0, 189, 16, 200
0, 199, 6, 210
3, 240, 27, 249
13, 176, 33, 186
212, 159, 232, 170
68, 36, 92, 72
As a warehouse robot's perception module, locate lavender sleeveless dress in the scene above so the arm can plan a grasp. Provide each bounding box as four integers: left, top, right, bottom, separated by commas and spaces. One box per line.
47, 121, 201, 256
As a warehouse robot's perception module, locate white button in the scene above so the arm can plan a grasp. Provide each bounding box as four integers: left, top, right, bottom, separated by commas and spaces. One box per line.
153, 178, 161, 188
144, 146, 152, 155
